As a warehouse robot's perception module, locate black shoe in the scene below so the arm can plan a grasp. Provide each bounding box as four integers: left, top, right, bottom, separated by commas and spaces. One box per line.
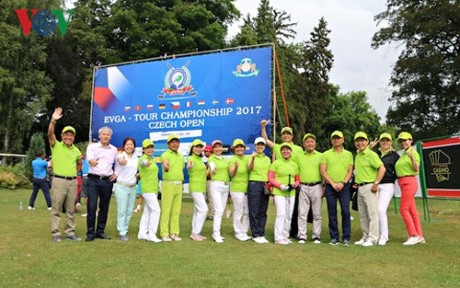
85, 237, 94, 242
96, 234, 112, 240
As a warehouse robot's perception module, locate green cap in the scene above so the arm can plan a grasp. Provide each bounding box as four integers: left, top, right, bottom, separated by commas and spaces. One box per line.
303, 133, 316, 141
167, 134, 179, 143
331, 130, 343, 138
354, 131, 368, 140
280, 142, 292, 150
62, 126, 76, 135
379, 133, 393, 141
142, 139, 154, 148
397, 132, 412, 140
232, 138, 245, 148
281, 127, 293, 135
192, 139, 204, 147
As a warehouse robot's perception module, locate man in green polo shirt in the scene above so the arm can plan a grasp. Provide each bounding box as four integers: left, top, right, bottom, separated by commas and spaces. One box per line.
160, 134, 184, 241
320, 130, 354, 245
353, 132, 386, 247
295, 133, 323, 244
47, 107, 82, 242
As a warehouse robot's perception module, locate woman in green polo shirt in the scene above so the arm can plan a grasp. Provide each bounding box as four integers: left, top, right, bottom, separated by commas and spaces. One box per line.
268, 142, 300, 245
187, 139, 208, 241
208, 140, 230, 243
395, 132, 425, 246
228, 138, 251, 241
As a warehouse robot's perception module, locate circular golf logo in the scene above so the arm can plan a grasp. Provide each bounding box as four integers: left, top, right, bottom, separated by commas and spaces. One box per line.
159, 61, 196, 99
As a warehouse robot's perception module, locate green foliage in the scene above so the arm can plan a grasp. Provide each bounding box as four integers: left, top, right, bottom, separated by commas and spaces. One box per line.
0, 164, 31, 189
372, 0, 460, 139
24, 133, 46, 180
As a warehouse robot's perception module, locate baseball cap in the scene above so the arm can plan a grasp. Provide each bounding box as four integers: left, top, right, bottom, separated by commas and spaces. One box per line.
142, 139, 154, 148
167, 134, 179, 143
211, 140, 223, 147
281, 127, 293, 135
331, 131, 344, 138
280, 142, 292, 150
379, 133, 393, 141
354, 131, 368, 140
191, 139, 204, 147
397, 132, 412, 141
204, 145, 212, 153
62, 126, 76, 135
303, 133, 316, 141
254, 137, 266, 145
232, 138, 245, 148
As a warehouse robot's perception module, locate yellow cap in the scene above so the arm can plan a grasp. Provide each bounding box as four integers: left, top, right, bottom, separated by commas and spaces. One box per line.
191, 139, 204, 147
62, 126, 76, 135
331, 130, 343, 138
354, 131, 368, 140
281, 127, 293, 135
142, 139, 154, 148
379, 133, 393, 141
303, 133, 316, 141
280, 142, 292, 150
232, 138, 245, 148
397, 132, 412, 140
167, 134, 179, 143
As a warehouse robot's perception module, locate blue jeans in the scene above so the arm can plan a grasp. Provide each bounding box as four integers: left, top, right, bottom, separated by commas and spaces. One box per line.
325, 183, 351, 241
29, 178, 52, 208
86, 177, 113, 238
247, 181, 269, 238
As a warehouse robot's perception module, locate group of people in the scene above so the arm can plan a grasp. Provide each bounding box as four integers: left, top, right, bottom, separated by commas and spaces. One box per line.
44, 107, 425, 246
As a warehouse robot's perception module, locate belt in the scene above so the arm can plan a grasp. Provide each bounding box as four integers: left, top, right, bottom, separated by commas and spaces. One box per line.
116, 181, 136, 188
398, 175, 415, 179
301, 181, 322, 186
357, 182, 373, 186
54, 174, 77, 180
211, 180, 229, 186
88, 173, 111, 181
163, 180, 183, 185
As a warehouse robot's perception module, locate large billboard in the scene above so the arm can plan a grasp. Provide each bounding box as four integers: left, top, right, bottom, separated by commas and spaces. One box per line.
91, 46, 272, 156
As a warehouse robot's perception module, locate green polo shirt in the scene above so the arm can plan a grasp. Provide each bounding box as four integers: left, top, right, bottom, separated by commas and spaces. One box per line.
395, 147, 420, 177
161, 149, 184, 181
229, 155, 250, 193
138, 155, 159, 193
321, 147, 354, 182
296, 150, 323, 183
354, 148, 383, 183
51, 141, 81, 177
248, 153, 271, 182
270, 158, 299, 197
208, 154, 230, 182
187, 154, 206, 193
273, 142, 303, 161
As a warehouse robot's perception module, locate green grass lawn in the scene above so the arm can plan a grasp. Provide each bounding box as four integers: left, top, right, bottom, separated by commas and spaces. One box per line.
1, 189, 459, 287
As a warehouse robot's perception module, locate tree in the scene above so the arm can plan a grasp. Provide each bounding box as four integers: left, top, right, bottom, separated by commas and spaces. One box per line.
372, 0, 460, 139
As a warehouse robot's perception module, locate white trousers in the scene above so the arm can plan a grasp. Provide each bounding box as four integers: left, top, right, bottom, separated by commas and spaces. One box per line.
139, 193, 160, 237
378, 183, 395, 241
210, 181, 229, 238
191, 192, 208, 235
230, 191, 249, 237
274, 195, 295, 242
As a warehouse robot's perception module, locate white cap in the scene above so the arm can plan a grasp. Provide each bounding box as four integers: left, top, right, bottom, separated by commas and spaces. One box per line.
254, 137, 266, 145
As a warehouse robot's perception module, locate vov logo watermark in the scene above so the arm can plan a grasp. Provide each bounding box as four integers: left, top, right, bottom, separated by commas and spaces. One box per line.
15, 9, 74, 37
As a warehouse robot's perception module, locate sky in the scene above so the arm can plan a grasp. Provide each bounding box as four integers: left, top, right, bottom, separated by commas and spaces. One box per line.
228, 0, 400, 121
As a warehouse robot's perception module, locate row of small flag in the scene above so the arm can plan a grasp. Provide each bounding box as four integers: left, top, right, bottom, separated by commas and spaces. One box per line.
124, 98, 234, 112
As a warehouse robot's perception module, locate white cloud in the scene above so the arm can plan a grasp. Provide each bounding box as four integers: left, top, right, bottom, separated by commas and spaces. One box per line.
230, 0, 400, 121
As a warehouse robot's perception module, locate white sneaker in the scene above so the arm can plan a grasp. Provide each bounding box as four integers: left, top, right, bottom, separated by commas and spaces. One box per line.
403, 236, 421, 246
276, 239, 290, 245
81, 213, 87, 217
146, 235, 162, 243
170, 234, 182, 241
260, 237, 269, 243
47, 207, 52, 211
213, 236, 224, 243
298, 239, 306, 244
28, 206, 35, 210
313, 238, 321, 244
253, 237, 264, 244
162, 236, 173, 242
378, 239, 387, 246
362, 241, 374, 247
138, 233, 148, 240
354, 239, 366, 245
236, 234, 251, 241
